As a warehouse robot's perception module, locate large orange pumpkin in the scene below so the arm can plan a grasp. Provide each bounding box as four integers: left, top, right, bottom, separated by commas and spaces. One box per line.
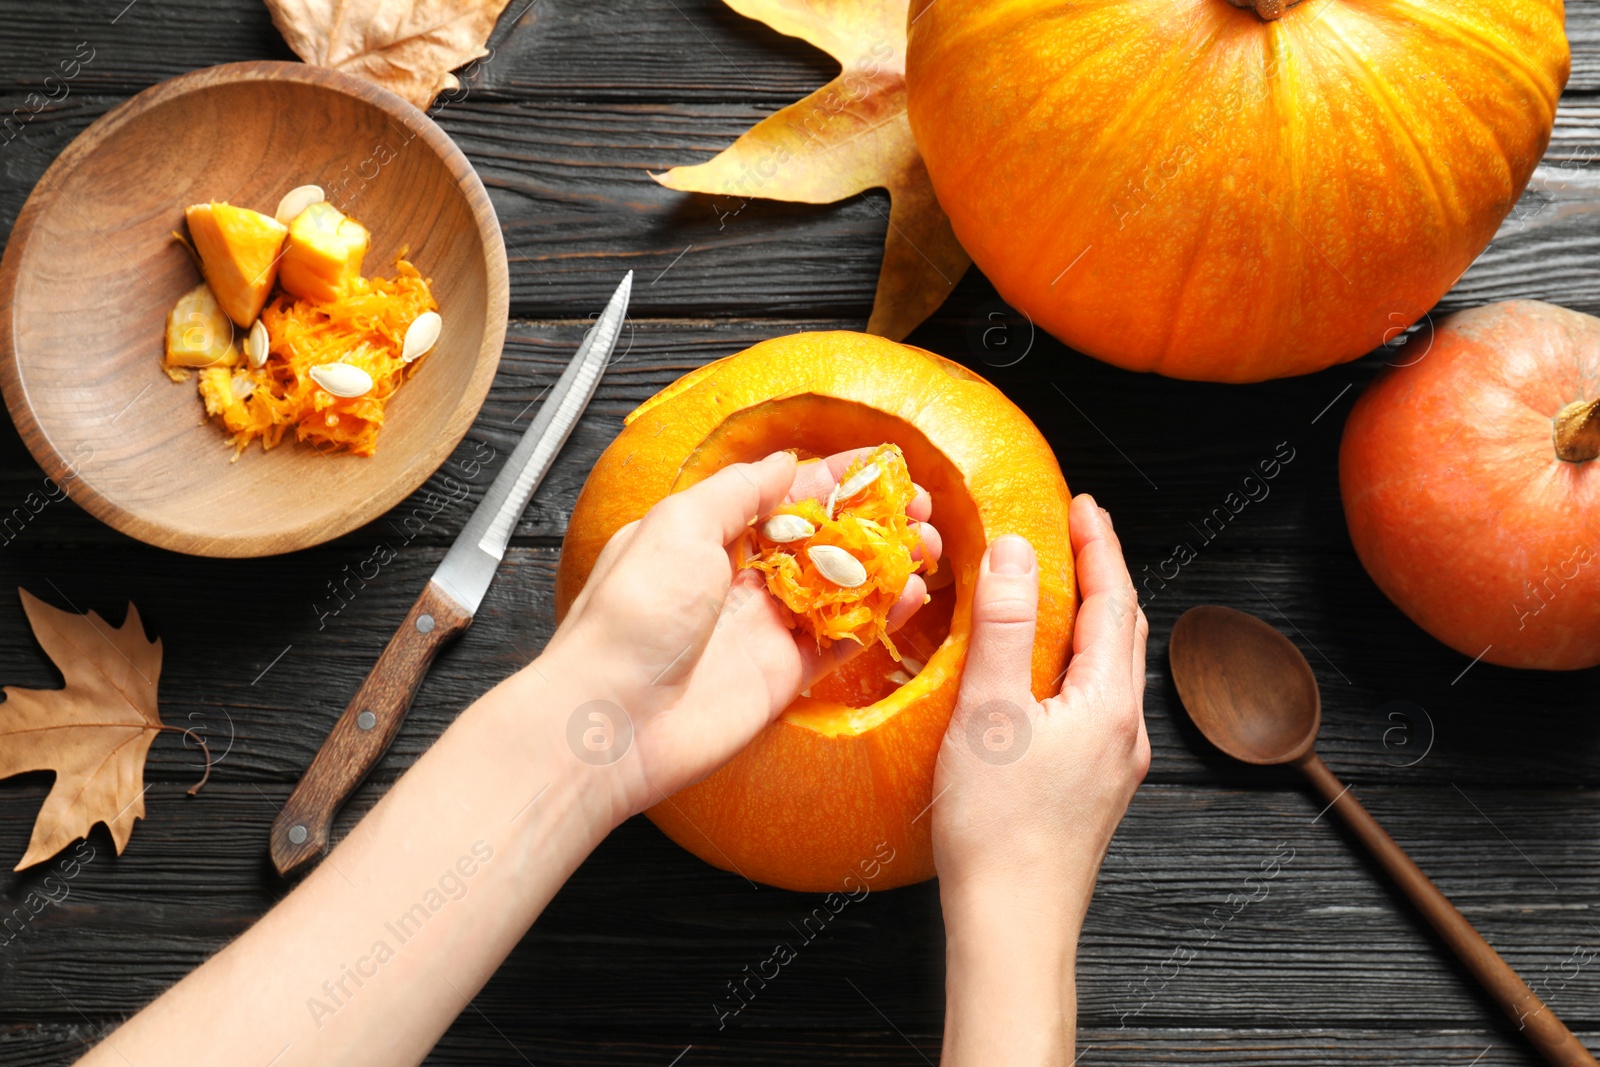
1341, 301, 1600, 671
555, 332, 1075, 890
904, 0, 1569, 383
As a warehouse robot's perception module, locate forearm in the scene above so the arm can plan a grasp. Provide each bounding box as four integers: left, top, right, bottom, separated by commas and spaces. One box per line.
82, 655, 613, 1067
940, 876, 1084, 1067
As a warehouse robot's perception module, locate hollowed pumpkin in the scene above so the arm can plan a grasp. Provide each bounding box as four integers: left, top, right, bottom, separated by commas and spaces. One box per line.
555, 332, 1075, 891
905, 0, 1569, 382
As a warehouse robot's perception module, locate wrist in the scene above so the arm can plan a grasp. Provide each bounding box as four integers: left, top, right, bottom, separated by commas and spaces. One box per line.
941, 875, 1081, 1067
937, 836, 1100, 926
504, 643, 645, 829
941, 872, 1084, 957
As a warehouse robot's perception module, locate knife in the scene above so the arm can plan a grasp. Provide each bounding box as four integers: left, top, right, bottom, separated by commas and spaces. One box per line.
269, 272, 634, 877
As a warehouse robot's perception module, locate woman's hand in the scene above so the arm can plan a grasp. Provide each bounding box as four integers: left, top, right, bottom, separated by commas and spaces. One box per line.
933, 494, 1149, 1067
548, 449, 942, 824
85, 448, 940, 1067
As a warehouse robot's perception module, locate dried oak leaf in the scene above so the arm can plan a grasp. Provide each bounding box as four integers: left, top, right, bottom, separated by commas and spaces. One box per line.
0, 590, 173, 870
266, 0, 514, 109
652, 0, 970, 341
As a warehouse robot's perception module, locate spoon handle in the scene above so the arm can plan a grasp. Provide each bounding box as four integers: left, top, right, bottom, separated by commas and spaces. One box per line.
1300, 754, 1596, 1067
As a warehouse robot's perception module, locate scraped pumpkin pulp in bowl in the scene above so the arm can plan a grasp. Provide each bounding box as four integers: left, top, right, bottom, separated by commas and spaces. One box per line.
556, 332, 1076, 891
163, 185, 443, 458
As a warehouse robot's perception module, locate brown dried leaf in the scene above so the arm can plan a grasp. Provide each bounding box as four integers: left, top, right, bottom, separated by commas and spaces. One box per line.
266, 0, 514, 108
652, 0, 970, 341
0, 590, 164, 870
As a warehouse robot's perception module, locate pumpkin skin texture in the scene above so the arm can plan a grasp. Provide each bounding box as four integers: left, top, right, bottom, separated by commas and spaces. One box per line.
904, 0, 1569, 383
1340, 301, 1600, 671
555, 332, 1075, 891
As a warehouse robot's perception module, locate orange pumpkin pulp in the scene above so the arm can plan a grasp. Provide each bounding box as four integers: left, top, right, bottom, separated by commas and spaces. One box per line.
747, 443, 933, 655
556, 332, 1075, 891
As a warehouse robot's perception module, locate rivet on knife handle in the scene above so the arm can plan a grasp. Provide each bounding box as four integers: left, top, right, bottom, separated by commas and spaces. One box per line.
270, 580, 471, 876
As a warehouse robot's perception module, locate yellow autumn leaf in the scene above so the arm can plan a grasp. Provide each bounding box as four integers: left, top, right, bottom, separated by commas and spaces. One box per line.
653, 0, 970, 341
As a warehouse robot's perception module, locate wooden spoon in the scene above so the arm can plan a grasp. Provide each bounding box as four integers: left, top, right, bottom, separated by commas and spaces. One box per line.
1170, 605, 1597, 1067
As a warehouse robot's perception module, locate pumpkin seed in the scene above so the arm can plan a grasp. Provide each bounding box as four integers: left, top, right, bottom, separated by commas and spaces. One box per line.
806, 545, 867, 588
901, 656, 925, 677
824, 484, 840, 520
308, 362, 373, 398
230, 372, 255, 400
402, 310, 442, 364
836, 462, 881, 501
885, 669, 913, 686
274, 184, 325, 225
245, 318, 269, 369
761, 513, 815, 543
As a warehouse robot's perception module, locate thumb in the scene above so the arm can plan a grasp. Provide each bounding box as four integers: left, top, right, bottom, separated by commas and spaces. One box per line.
659, 450, 797, 547
956, 535, 1039, 711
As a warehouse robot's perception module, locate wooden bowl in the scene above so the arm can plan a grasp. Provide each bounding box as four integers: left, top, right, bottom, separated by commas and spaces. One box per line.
0, 61, 509, 557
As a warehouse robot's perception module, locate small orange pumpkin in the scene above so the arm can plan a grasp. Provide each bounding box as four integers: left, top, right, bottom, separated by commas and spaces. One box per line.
1341, 301, 1600, 670
556, 332, 1075, 891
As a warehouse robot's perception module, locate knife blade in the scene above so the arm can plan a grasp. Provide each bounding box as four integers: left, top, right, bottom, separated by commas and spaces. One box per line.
269, 272, 633, 877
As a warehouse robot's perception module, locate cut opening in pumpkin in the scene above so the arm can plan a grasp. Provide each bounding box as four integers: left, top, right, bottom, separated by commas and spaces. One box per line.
671, 393, 984, 739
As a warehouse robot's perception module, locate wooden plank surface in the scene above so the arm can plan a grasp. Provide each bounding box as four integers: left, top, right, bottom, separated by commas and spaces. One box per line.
1, 1, 1598, 1065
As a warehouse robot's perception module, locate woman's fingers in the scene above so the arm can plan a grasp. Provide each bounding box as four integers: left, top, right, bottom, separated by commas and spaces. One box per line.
956, 535, 1040, 710
912, 520, 942, 566
885, 574, 929, 633
763, 445, 943, 571
787, 453, 857, 502
562, 519, 642, 620
907, 488, 932, 523
786, 449, 935, 535
1060, 494, 1140, 699
695, 446, 943, 690
651, 451, 797, 548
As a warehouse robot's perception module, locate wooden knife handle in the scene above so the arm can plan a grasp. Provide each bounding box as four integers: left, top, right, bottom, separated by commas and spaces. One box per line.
270, 580, 472, 877
1300, 755, 1598, 1067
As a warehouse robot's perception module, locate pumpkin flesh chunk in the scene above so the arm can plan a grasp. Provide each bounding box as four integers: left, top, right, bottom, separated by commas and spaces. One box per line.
278, 201, 370, 304
184, 202, 288, 329
162, 282, 238, 379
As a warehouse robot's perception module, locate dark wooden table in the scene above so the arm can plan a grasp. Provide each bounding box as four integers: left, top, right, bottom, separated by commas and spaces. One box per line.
3, 2, 1600, 1064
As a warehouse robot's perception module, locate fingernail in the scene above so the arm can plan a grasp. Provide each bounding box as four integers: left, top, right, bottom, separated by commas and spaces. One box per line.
1099, 506, 1113, 529
762, 450, 792, 464
989, 535, 1034, 575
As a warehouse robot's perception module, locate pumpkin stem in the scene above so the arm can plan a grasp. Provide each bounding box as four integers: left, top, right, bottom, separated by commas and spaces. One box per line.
1224, 0, 1298, 19
1553, 398, 1600, 463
